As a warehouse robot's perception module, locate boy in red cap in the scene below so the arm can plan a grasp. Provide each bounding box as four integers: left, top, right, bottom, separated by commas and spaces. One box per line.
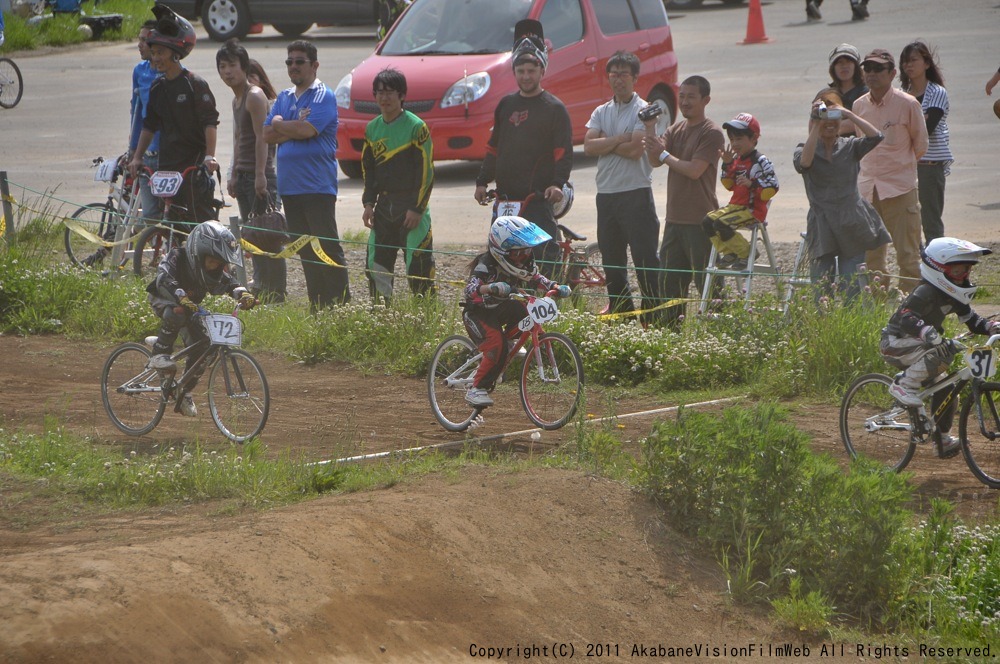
700, 113, 779, 269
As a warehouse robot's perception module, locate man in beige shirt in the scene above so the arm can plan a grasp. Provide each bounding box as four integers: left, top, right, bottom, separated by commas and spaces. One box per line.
853, 48, 929, 295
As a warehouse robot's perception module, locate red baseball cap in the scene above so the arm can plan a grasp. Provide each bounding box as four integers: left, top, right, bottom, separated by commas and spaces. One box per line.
723, 113, 761, 139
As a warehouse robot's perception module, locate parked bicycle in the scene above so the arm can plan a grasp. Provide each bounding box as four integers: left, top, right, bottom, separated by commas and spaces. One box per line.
479, 189, 613, 314
0, 55, 22, 109
101, 300, 269, 442
65, 155, 143, 270
428, 289, 584, 432
840, 332, 1000, 488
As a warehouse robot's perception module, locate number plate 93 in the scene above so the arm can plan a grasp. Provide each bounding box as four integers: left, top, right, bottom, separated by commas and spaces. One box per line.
965, 347, 997, 379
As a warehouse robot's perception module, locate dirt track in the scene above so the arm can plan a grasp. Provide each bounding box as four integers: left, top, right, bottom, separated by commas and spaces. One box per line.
2, 333, 999, 662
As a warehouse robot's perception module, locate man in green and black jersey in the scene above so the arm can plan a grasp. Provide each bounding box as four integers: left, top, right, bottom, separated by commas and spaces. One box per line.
361, 67, 436, 302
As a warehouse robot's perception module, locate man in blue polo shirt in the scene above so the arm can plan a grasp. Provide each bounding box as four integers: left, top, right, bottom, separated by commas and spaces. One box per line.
264, 40, 351, 309
130, 20, 163, 224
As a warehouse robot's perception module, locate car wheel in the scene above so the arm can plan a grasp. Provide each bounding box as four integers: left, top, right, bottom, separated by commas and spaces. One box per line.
646, 88, 675, 136
665, 0, 705, 8
201, 0, 251, 42
273, 23, 313, 37
338, 160, 363, 180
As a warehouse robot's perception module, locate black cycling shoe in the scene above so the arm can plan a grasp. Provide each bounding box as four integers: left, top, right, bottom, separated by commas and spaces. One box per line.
81, 247, 108, 267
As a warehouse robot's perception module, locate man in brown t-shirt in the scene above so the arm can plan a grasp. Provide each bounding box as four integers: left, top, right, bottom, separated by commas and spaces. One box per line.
643, 75, 725, 329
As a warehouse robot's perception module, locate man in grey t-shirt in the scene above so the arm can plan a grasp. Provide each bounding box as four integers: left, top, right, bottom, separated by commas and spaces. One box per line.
583, 51, 661, 323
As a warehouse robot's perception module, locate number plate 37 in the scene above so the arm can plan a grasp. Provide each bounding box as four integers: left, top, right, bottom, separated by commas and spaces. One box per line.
965, 347, 997, 378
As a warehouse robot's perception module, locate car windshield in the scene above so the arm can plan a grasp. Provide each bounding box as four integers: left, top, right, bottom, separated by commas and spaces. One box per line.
381, 0, 534, 56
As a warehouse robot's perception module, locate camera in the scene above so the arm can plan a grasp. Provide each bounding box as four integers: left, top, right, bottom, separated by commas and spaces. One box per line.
817, 102, 843, 121
638, 104, 663, 122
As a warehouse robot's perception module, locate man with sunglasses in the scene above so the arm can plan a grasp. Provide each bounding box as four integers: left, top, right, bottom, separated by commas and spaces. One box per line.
853, 49, 928, 296
264, 40, 351, 309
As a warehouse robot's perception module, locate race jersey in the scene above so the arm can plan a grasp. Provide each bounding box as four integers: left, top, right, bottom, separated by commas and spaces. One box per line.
720, 149, 778, 223
464, 252, 556, 310
144, 69, 219, 172
361, 110, 433, 214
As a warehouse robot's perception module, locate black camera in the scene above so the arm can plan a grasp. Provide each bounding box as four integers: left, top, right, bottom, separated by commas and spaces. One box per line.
638, 104, 663, 122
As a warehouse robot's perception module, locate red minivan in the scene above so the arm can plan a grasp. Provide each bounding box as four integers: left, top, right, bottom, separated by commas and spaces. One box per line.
333, 0, 678, 178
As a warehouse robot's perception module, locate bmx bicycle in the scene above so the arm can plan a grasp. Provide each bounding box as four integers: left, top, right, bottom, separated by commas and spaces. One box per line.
840, 332, 1000, 488
0, 55, 22, 109
479, 189, 613, 314
65, 154, 142, 270
101, 298, 269, 443
427, 289, 584, 432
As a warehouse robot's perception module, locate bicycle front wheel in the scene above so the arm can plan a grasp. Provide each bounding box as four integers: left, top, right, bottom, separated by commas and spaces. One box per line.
840, 373, 916, 472
101, 342, 166, 436
132, 225, 179, 277
0, 58, 24, 109
207, 349, 270, 443
959, 381, 1000, 489
428, 335, 481, 432
520, 332, 584, 430
65, 202, 120, 269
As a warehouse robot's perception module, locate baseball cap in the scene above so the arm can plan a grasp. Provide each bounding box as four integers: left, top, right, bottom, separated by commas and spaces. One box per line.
862, 48, 895, 67
829, 43, 861, 66
723, 113, 761, 139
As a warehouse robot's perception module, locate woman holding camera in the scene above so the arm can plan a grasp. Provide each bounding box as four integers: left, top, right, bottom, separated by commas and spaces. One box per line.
793, 92, 890, 303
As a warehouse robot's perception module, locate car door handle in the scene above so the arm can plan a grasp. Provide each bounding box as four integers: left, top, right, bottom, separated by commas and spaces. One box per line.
637, 42, 650, 51
584, 56, 598, 68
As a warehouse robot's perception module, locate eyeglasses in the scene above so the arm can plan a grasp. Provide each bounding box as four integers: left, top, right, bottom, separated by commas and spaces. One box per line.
285, 58, 311, 67
861, 62, 890, 73
608, 71, 633, 79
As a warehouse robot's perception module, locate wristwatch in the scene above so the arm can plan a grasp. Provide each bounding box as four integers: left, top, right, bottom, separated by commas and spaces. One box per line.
659, 150, 671, 164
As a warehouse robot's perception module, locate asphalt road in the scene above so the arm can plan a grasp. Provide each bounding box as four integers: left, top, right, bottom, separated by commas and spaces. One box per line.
1, 0, 998, 246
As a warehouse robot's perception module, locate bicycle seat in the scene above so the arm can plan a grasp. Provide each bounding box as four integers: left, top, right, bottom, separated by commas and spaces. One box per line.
557, 224, 586, 242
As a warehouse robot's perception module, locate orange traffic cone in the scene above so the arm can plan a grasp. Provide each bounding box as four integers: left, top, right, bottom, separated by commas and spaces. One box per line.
741, 0, 771, 44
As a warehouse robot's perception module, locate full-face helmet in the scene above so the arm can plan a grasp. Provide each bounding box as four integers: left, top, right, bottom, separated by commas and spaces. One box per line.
488, 216, 551, 280
551, 182, 574, 220
185, 221, 243, 290
920, 237, 992, 305
147, 4, 196, 60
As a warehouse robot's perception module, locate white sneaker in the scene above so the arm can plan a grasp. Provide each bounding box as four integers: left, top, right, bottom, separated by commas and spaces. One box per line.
148, 354, 177, 371
179, 394, 198, 417
888, 380, 923, 407
144, 336, 158, 348
465, 387, 494, 407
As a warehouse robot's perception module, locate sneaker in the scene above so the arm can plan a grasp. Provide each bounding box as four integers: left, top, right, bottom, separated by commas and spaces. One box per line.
144, 336, 159, 348
148, 354, 177, 371
81, 247, 108, 267
888, 379, 923, 407
938, 434, 961, 459
851, 3, 868, 20
715, 253, 739, 268
806, 0, 822, 20
465, 387, 494, 408
730, 257, 749, 271
179, 394, 198, 418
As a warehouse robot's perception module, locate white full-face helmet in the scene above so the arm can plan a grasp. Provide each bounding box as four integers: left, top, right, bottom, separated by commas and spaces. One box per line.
488, 216, 551, 280
920, 237, 992, 305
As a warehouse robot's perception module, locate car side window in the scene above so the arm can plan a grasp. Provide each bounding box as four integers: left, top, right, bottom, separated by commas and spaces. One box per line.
630, 0, 668, 29
592, 0, 638, 36
538, 0, 584, 50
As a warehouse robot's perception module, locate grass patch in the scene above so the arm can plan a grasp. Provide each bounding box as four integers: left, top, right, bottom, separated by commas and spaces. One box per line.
1, 0, 151, 53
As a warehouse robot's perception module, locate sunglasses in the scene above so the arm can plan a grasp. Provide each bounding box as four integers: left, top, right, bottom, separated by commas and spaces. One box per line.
861, 62, 891, 73
285, 58, 311, 67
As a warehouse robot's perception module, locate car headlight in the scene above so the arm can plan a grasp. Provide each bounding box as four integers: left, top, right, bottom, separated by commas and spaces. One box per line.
440, 72, 490, 109
334, 73, 352, 109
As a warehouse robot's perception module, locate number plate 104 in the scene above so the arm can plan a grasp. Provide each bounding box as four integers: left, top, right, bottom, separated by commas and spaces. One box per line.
518, 297, 559, 331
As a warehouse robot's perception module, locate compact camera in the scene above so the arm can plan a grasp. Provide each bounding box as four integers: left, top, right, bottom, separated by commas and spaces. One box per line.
638, 104, 663, 122
817, 102, 843, 121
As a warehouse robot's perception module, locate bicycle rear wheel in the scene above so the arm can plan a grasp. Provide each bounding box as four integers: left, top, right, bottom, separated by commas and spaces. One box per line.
101, 342, 166, 436
520, 332, 584, 430
132, 225, 179, 277
65, 202, 124, 269
0, 58, 23, 109
428, 335, 481, 432
959, 381, 1000, 489
207, 349, 270, 443
839, 373, 916, 472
